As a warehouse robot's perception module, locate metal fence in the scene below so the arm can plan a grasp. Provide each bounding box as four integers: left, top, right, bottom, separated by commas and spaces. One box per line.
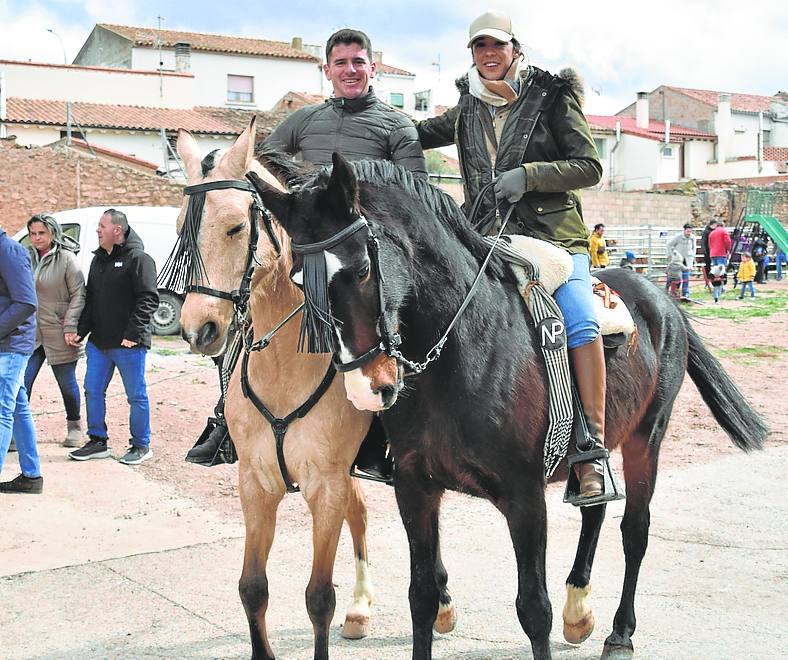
601, 225, 704, 282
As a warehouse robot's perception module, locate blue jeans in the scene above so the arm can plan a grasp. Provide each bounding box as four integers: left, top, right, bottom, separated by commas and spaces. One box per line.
776, 252, 785, 280
739, 282, 756, 298
85, 342, 151, 448
0, 352, 41, 478
711, 256, 727, 267
554, 253, 600, 350
24, 346, 81, 421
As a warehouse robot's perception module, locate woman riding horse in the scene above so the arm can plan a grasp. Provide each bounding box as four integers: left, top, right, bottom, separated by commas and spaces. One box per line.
416, 10, 612, 501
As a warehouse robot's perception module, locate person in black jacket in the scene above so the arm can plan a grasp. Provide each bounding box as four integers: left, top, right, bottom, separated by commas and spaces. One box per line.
263, 28, 427, 178
67, 209, 159, 465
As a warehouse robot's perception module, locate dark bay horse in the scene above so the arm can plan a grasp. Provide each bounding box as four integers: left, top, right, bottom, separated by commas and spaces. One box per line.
249, 153, 768, 660
174, 122, 455, 660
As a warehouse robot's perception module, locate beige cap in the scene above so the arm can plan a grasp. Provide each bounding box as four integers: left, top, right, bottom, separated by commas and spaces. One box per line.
467, 11, 517, 47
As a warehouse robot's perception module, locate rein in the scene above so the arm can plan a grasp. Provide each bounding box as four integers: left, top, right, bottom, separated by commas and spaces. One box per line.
292, 181, 513, 375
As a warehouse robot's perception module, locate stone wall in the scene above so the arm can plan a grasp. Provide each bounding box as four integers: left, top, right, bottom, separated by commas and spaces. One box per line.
0, 137, 183, 235
581, 190, 694, 228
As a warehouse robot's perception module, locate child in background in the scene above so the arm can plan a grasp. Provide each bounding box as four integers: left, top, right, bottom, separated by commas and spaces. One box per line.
710, 264, 726, 303
666, 250, 685, 298
620, 250, 637, 270
737, 252, 756, 299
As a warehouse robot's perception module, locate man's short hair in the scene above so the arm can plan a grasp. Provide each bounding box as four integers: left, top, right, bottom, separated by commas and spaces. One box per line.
683, 223, 693, 229
104, 208, 128, 232
594, 223, 605, 231
325, 29, 373, 63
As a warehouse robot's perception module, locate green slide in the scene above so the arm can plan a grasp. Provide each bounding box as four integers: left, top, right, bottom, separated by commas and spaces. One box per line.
754, 214, 788, 253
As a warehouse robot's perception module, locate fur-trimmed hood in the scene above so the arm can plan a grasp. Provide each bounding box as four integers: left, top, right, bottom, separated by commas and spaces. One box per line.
455, 66, 586, 108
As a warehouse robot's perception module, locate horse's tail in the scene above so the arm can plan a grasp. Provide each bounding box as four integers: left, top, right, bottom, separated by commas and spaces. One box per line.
684, 320, 768, 451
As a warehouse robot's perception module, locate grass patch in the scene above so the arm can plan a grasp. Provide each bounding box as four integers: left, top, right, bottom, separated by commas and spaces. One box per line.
688, 287, 788, 322
715, 345, 786, 363
152, 347, 182, 356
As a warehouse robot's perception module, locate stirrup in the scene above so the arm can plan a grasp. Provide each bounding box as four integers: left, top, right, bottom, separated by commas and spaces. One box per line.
563, 447, 625, 507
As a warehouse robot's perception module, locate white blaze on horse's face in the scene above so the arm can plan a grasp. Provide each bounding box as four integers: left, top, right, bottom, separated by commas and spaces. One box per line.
337, 335, 388, 412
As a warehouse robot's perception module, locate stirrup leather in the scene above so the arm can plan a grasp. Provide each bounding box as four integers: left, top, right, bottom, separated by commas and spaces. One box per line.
563, 446, 625, 507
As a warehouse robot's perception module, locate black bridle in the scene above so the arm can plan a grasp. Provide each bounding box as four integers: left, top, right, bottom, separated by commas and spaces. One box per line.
290, 183, 513, 375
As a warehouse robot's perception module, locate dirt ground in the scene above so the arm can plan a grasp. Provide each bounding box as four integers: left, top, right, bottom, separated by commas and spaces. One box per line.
25, 280, 788, 525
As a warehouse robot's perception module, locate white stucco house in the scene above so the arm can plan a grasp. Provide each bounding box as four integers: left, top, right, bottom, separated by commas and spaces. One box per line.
588, 89, 788, 191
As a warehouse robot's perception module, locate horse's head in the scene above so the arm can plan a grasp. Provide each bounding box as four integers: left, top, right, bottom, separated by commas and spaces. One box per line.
172, 117, 284, 356
249, 152, 405, 411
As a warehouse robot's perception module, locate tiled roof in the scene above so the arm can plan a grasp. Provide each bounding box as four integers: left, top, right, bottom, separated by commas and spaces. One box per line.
764, 146, 788, 162
377, 62, 415, 77
4, 97, 284, 136
667, 87, 778, 113
99, 23, 319, 62
271, 91, 327, 113
0, 59, 191, 78
586, 115, 716, 142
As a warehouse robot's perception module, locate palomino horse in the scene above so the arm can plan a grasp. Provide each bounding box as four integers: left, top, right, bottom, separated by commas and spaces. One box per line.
249, 153, 768, 660
174, 121, 455, 660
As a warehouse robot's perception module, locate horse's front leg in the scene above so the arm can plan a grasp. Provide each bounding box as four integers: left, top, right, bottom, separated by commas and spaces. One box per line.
502, 480, 553, 660
433, 542, 457, 634
340, 476, 374, 640
563, 503, 607, 644
395, 478, 444, 660
304, 473, 351, 660
237, 460, 284, 660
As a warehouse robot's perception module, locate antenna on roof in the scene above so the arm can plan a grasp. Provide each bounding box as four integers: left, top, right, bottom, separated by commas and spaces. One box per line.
157, 15, 165, 99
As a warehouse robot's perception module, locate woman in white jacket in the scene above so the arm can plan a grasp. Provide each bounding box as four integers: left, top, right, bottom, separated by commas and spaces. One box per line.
24, 214, 86, 446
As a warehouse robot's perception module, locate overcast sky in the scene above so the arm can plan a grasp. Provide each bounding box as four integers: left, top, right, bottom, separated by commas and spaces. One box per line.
2, 0, 786, 115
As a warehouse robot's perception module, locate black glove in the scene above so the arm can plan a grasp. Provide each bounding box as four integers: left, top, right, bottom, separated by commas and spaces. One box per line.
494, 167, 527, 204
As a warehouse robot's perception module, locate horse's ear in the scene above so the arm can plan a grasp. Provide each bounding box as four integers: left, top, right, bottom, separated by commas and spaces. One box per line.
327, 152, 358, 218
224, 116, 257, 175
247, 171, 290, 227
176, 129, 202, 182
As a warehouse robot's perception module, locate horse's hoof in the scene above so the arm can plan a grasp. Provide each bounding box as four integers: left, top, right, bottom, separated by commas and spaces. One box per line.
601, 640, 634, 659
341, 614, 370, 640
433, 602, 457, 634
563, 611, 595, 644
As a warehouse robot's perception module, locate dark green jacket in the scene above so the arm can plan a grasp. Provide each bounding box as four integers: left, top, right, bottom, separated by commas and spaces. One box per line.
417, 67, 601, 253
264, 88, 427, 177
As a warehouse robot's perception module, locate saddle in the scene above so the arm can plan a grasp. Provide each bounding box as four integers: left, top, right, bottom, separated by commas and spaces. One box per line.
504, 235, 637, 348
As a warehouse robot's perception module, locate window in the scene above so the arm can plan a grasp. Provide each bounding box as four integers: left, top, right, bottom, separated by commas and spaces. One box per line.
763, 129, 771, 146
662, 146, 674, 158
414, 90, 430, 112
389, 92, 404, 109
593, 138, 607, 158
227, 75, 254, 103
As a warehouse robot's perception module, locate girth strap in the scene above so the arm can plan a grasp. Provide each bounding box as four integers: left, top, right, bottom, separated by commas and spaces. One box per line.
240, 349, 336, 493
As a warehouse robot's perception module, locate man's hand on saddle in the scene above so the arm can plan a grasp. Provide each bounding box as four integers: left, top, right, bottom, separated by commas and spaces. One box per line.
494, 167, 528, 204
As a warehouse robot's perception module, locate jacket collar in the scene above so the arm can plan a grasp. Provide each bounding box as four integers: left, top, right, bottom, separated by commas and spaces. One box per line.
329, 87, 377, 113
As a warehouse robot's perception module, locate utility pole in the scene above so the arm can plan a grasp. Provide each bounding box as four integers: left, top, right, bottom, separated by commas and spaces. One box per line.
47, 28, 72, 145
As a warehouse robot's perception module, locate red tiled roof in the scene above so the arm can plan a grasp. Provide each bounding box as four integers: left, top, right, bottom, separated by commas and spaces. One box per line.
271, 91, 327, 113
3, 97, 283, 136
378, 62, 415, 77
764, 146, 788, 162
99, 23, 319, 62
667, 87, 777, 113
586, 115, 716, 142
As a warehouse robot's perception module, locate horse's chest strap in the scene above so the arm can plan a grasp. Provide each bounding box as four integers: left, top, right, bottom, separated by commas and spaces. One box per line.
240, 350, 336, 493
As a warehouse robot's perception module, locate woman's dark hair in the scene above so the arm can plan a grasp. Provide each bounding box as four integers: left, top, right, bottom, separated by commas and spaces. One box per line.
594, 223, 605, 231
325, 29, 373, 63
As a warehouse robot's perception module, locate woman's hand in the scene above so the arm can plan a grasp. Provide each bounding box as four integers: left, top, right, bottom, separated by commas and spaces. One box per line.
494, 167, 527, 203
64, 333, 81, 347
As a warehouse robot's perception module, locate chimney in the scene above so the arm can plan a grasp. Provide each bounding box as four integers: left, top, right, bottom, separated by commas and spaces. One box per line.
715, 93, 732, 164
291, 37, 303, 51
373, 50, 383, 64
174, 43, 191, 72
635, 92, 649, 129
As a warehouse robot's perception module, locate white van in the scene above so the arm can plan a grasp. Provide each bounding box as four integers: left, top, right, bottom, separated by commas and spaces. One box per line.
14, 206, 184, 335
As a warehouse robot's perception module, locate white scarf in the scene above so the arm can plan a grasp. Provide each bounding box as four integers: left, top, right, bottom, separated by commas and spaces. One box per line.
468, 60, 526, 107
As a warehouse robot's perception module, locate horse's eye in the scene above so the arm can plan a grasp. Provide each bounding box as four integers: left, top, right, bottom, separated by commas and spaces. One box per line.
358, 262, 370, 281
226, 223, 244, 237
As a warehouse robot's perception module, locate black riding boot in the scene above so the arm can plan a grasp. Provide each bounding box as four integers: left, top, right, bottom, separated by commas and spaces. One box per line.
352, 416, 394, 484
